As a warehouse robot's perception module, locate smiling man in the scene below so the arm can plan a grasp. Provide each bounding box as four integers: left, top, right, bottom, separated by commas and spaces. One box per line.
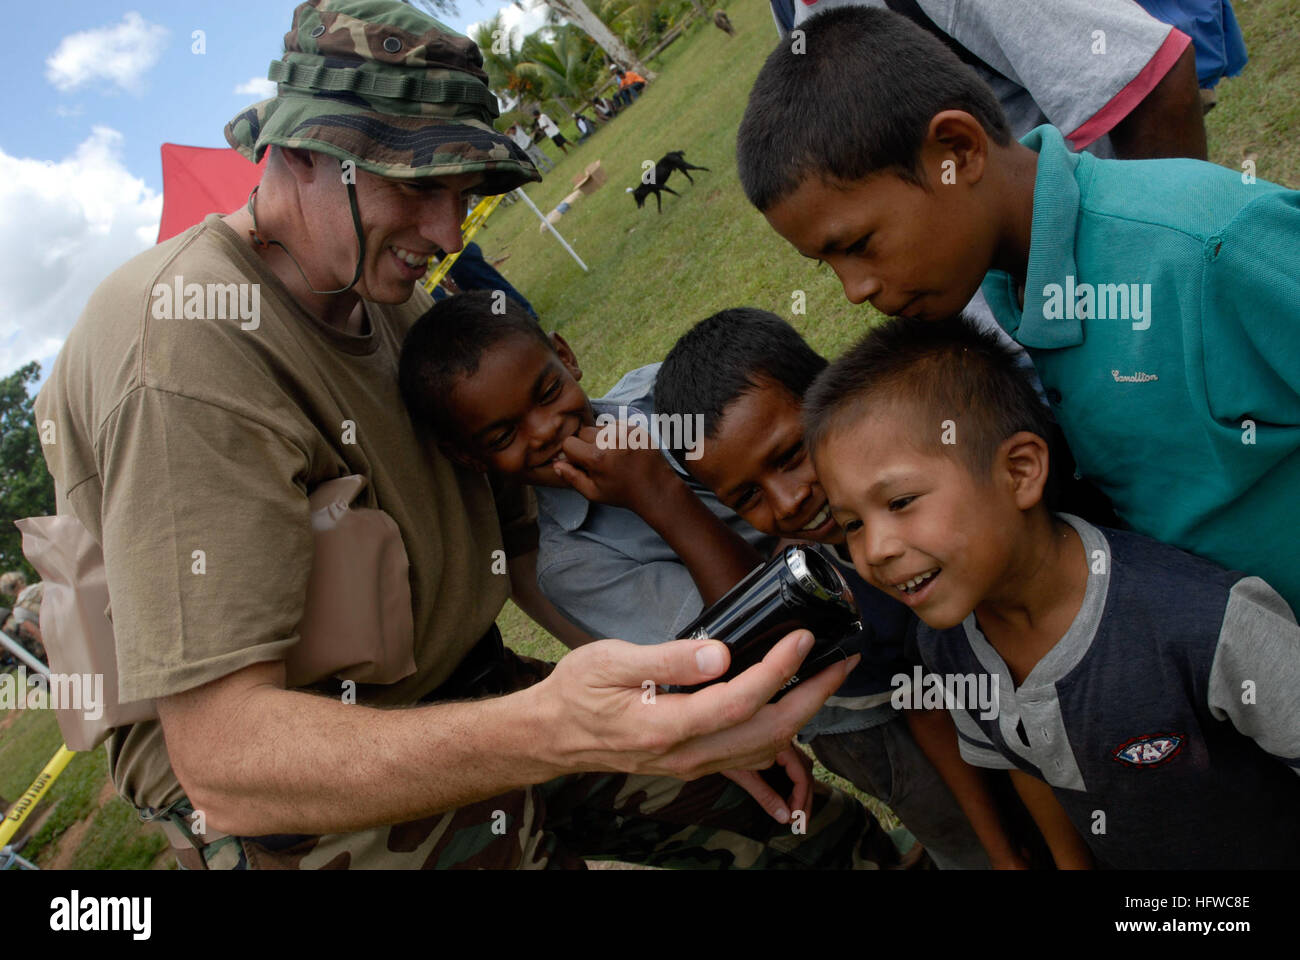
34, 0, 885, 871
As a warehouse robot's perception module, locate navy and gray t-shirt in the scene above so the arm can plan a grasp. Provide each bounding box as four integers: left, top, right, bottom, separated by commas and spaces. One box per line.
918, 514, 1300, 869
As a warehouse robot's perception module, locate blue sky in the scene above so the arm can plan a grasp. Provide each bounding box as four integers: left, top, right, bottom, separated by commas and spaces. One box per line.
8, 0, 537, 194
2, 0, 548, 380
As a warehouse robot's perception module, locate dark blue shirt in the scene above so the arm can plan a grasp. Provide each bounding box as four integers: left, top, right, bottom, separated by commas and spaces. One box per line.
919, 515, 1300, 868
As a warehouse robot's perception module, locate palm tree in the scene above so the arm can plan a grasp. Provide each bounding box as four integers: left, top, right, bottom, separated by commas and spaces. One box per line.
516, 27, 603, 113
471, 14, 546, 108
472, 15, 516, 93
535, 0, 656, 80
585, 0, 640, 51
405, 0, 461, 20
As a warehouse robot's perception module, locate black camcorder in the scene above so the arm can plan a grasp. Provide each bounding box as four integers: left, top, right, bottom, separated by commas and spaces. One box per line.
669, 544, 862, 701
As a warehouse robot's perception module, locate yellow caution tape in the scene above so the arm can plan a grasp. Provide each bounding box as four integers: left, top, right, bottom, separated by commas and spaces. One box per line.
421, 193, 506, 294
0, 744, 76, 848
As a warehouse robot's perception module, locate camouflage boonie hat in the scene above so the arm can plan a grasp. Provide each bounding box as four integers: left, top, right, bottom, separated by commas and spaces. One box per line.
225, 0, 540, 194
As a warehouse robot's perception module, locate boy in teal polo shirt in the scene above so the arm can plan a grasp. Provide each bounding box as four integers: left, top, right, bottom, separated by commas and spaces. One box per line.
736, 5, 1300, 611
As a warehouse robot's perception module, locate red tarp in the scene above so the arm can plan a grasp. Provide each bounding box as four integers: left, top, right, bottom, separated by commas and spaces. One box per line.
157, 144, 266, 243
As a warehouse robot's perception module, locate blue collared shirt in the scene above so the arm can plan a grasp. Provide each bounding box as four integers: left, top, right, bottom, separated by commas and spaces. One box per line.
535, 363, 775, 646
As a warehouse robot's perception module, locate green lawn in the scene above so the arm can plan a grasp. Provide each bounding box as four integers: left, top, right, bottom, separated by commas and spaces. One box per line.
1203, 0, 1300, 188
474, 0, 884, 409
0, 682, 168, 869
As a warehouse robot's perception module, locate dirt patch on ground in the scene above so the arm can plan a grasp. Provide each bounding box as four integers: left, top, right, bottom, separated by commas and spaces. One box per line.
45, 778, 117, 870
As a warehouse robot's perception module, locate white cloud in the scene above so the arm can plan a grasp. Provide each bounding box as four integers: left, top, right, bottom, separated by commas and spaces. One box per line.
53, 104, 84, 118
0, 127, 161, 375
45, 12, 169, 95
467, 0, 552, 51
234, 77, 278, 99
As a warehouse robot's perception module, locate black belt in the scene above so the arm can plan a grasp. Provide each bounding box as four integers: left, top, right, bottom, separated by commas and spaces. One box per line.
419, 624, 509, 703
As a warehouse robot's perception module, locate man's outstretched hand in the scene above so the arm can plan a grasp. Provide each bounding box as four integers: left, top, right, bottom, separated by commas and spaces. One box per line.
525, 627, 859, 790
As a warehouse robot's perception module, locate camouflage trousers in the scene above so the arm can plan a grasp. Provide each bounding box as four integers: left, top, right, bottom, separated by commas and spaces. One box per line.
156, 645, 901, 870
162, 768, 898, 869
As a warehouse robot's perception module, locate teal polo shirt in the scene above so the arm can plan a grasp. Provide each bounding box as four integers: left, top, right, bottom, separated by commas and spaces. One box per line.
983, 125, 1300, 614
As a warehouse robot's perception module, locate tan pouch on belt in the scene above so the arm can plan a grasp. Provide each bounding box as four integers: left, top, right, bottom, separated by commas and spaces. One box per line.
15, 513, 154, 751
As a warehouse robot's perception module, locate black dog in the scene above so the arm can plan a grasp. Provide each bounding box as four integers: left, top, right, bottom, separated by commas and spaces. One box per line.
630, 151, 710, 212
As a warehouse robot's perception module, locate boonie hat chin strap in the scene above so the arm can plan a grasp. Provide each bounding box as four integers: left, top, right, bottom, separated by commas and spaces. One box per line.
247, 157, 367, 296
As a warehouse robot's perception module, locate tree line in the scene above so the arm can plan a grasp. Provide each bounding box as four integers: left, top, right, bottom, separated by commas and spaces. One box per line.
0, 363, 55, 582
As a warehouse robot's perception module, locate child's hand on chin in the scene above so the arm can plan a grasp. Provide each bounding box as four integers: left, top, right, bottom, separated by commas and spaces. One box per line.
551, 424, 678, 511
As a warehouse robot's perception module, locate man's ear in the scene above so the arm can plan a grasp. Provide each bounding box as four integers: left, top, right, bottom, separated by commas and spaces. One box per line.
277, 146, 324, 185
550, 332, 582, 382
999, 431, 1051, 510
923, 110, 989, 187
439, 437, 489, 473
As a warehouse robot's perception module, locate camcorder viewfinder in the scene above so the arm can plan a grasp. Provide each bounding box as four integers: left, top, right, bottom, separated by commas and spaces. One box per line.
670, 544, 861, 701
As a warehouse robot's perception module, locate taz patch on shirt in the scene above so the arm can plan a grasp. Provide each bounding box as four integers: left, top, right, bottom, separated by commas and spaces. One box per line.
1112, 733, 1184, 768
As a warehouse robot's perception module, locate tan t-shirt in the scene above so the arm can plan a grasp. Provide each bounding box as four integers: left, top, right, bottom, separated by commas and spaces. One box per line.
37, 214, 532, 810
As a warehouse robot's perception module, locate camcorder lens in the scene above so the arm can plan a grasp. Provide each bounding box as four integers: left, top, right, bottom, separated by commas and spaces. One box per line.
670, 543, 862, 700
800, 549, 838, 594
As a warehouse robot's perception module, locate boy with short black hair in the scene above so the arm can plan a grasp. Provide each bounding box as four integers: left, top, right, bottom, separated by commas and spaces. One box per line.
398, 292, 772, 639
802, 312, 1300, 869
657, 307, 1035, 869
736, 5, 1300, 614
